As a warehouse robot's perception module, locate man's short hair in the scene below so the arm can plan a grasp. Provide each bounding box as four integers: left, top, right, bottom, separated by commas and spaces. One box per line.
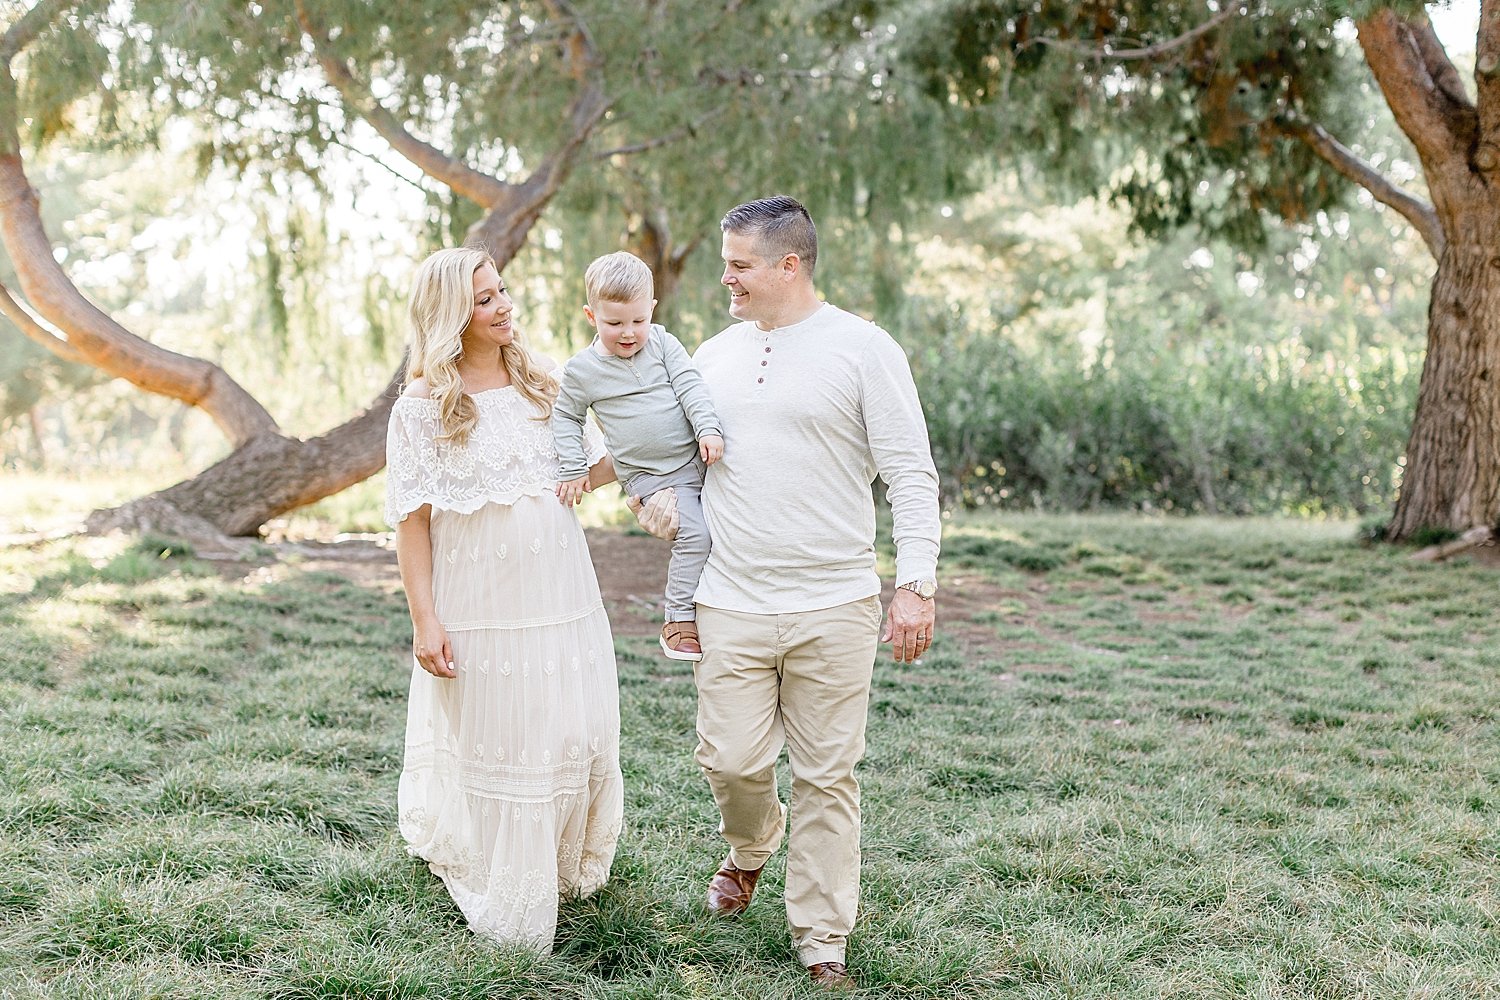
584, 251, 654, 308
720, 195, 818, 276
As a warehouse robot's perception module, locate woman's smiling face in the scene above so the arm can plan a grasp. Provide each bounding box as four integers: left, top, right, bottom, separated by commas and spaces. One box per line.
462, 264, 514, 351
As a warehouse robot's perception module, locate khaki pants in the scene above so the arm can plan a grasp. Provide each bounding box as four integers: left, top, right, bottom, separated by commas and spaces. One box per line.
694, 596, 882, 967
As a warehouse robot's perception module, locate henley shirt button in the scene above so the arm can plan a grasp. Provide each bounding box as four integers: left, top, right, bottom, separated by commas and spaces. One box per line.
764, 346, 771, 353
760, 360, 768, 366
757, 377, 764, 384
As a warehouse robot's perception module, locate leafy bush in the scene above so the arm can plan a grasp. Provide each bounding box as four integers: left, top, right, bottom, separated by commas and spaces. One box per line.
909, 302, 1415, 516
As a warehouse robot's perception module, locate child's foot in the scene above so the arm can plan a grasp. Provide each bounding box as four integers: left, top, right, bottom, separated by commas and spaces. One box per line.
660, 621, 703, 662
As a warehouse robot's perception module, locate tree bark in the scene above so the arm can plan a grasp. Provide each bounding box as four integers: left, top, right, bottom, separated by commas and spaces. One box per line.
1348, 9, 1500, 541
1387, 243, 1500, 539
87, 369, 402, 540
627, 208, 700, 317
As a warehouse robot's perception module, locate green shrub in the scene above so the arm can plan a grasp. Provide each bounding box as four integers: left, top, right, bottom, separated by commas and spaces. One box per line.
908, 302, 1415, 517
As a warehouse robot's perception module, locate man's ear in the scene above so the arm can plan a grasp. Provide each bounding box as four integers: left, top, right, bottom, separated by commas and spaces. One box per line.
781, 254, 801, 280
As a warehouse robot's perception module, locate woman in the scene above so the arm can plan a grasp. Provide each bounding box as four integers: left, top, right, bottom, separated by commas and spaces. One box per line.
384, 246, 622, 949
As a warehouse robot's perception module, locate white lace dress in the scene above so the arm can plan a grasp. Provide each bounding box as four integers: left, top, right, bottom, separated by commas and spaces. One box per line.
384, 385, 622, 950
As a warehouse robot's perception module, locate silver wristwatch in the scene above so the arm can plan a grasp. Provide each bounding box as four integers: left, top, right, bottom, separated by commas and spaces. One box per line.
897, 578, 937, 600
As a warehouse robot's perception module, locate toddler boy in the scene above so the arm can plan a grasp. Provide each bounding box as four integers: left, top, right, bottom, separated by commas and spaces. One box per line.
552, 251, 723, 661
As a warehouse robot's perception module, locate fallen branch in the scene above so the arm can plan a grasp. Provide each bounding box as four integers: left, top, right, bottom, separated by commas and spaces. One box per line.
1410, 525, 1494, 562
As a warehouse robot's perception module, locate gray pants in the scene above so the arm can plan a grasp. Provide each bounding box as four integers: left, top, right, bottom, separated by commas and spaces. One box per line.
625, 456, 710, 622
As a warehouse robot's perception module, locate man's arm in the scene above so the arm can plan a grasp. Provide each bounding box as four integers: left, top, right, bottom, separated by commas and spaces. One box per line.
862, 330, 941, 662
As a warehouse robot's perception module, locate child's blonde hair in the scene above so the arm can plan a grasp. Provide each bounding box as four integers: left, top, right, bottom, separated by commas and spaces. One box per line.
584, 251, 654, 310
406, 247, 557, 446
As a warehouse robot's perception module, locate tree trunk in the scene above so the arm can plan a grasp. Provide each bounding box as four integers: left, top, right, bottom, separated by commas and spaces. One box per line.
626, 210, 699, 318
26, 404, 45, 469
1388, 244, 1500, 540
87, 370, 401, 542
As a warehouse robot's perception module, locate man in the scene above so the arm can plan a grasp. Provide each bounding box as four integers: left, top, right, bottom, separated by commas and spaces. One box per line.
689, 194, 941, 988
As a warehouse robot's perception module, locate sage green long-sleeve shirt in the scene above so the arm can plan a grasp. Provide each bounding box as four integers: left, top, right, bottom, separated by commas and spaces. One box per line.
552, 325, 721, 483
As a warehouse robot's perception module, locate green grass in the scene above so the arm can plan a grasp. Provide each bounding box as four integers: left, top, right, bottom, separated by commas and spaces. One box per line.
2, 513, 1498, 998
0, 470, 194, 536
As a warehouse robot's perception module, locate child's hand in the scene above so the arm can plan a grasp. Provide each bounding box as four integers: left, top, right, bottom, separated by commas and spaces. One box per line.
699, 434, 724, 466
556, 475, 590, 508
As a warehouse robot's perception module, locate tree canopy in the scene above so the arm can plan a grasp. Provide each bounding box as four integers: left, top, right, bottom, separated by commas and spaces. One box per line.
3, 2, 1495, 542
0, 0, 968, 541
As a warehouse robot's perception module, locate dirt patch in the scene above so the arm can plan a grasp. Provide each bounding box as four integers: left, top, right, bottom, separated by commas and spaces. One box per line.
579, 530, 671, 640
244, 530, 1020, 660
1467, 538, 1500, 568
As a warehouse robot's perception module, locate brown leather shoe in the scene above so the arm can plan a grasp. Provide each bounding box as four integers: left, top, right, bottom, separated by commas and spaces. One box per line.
705, 860, 762, 916
660, 620, 703, 661
808, 962, 854, 989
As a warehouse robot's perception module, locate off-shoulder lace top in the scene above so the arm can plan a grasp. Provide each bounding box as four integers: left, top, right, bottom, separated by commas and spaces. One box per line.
384, 387, 605, 526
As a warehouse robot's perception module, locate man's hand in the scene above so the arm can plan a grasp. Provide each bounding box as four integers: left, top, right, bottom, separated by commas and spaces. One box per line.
556, 474, 590, 508
626, 488, 680, 541
699, 434, 725, 466
880, 588, 936, 663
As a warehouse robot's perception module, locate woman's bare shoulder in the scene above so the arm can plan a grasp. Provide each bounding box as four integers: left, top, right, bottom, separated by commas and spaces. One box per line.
401, 377, 432, 399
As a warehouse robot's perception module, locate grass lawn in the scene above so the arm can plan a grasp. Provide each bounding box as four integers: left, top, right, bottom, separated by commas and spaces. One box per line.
0, 513, 1497, 998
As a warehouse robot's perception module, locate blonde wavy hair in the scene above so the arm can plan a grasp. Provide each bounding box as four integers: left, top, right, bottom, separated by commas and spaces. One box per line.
405, 247, 557, 446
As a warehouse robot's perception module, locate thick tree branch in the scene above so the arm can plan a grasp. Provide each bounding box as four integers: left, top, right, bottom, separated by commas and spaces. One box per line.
466, 0, 609, 260
0, 154, 282, 444
0, 279, 87, 364
1357, 10, 1470, 184
1020, 5, 1244, 64
1278, 119, 1445, 258
512, 0, 608, 200
292, 0, 511, 207
89, 362, 407, 540
296, 0, 607, 266
1409, 11, 1473, 113
0, 10, 279, 446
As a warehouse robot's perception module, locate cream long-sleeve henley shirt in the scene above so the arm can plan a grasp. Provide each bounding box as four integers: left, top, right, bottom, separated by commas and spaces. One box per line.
692, 303, 941, 614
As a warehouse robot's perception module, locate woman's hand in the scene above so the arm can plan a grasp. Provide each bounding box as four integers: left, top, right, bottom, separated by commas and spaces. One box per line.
413, 618, 457, 678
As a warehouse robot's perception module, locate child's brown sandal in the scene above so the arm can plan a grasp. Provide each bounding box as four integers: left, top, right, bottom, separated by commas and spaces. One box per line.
660, 621, 703, 662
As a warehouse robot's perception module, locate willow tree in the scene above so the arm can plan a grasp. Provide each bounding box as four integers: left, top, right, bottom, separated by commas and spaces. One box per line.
0, 0, 611, 543
884, 0, 1497, 540
2, 0, 959, 542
